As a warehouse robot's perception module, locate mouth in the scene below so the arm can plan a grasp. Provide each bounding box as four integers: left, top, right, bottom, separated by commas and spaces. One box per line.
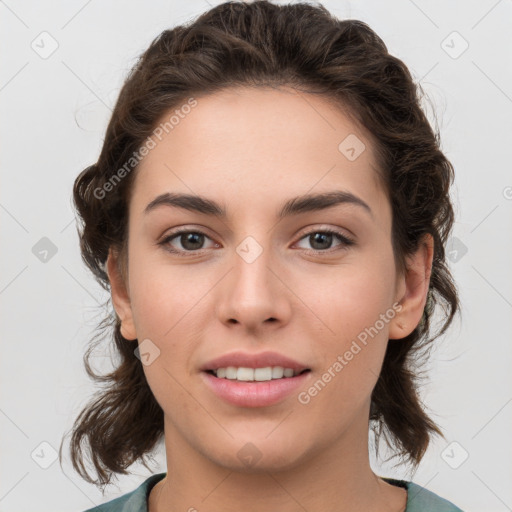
204, 367, 311, 381
201, 367, 312, 407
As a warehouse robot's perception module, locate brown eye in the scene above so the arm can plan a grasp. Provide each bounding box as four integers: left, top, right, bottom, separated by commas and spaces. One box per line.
295, 229, 355, 253
159, 229, 216, 255
176, 232, 205, 250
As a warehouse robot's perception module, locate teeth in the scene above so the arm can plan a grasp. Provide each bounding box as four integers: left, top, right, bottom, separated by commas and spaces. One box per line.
211, 366, 305, 381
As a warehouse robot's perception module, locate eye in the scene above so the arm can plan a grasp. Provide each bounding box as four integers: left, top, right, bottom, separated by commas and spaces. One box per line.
159, 229, 217, 255
295, 229, 355, 253
158, 227, 355, 256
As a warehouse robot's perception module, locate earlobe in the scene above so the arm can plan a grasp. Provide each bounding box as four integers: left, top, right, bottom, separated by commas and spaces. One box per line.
389, 234, 434, 340
106, 247, 137, 340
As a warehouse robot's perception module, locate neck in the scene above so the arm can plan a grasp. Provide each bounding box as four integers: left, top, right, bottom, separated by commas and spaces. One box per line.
149, 412, 404, 512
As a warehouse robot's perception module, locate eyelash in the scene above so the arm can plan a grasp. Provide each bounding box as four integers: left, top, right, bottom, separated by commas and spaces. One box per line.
158, 228, 355, 257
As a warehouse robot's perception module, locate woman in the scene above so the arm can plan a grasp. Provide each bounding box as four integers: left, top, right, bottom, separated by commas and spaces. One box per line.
61, 1, 464, 511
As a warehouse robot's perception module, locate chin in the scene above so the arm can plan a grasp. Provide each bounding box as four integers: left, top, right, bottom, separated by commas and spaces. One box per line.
204, 435, 310, 474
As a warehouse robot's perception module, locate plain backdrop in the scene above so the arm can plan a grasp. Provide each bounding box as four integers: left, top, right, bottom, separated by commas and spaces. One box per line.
1, 1, 511, 511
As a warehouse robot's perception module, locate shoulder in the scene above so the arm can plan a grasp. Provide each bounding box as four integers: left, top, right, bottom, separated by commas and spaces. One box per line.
382, 477, 464, 511
82, 473, 167, 512
403, 480, 465, 511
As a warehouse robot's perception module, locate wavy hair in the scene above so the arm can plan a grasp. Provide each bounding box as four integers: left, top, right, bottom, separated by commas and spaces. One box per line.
59, 0, 460, 490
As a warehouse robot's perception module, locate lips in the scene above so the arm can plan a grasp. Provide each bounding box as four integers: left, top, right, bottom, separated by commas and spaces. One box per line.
201, 368, 311, 407
200, 350, 310, 373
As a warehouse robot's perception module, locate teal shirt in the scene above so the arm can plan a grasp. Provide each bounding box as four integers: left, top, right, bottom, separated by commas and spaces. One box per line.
83, 472, 464, 511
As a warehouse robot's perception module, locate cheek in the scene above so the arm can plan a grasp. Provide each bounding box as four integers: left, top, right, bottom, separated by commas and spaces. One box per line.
124, 258, 208, 398
128, 260, 208, 412
307, 253, 396, 338
300, 254, 395, 397
128, 253, 214, 340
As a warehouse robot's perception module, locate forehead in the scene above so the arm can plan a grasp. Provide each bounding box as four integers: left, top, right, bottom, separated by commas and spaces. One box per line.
130, 86, 387, 220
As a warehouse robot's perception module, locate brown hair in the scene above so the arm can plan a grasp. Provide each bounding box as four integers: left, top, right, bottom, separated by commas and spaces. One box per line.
60, 0, 460, 490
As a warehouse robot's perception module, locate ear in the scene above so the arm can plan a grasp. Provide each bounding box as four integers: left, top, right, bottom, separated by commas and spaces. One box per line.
106, 247, 137, 340
388, 233, 434, 340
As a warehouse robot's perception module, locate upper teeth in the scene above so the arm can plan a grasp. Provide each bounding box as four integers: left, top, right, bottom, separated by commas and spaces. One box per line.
213, 366, 302, 381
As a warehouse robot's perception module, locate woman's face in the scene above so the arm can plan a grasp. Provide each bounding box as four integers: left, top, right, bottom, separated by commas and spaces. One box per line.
108, 86, 427, 472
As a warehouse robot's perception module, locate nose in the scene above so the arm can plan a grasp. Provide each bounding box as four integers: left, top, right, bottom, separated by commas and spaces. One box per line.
215, 243, 293, 333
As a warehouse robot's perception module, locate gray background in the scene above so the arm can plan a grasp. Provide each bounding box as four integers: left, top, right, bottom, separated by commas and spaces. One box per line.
1, 1, 511, 511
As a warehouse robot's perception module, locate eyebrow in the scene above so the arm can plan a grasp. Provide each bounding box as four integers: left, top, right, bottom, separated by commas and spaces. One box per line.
144, 190, 373, 219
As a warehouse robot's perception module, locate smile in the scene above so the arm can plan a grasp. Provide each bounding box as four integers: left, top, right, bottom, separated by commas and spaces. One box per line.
201, 368, 311, 407
208, 366, 309, 381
